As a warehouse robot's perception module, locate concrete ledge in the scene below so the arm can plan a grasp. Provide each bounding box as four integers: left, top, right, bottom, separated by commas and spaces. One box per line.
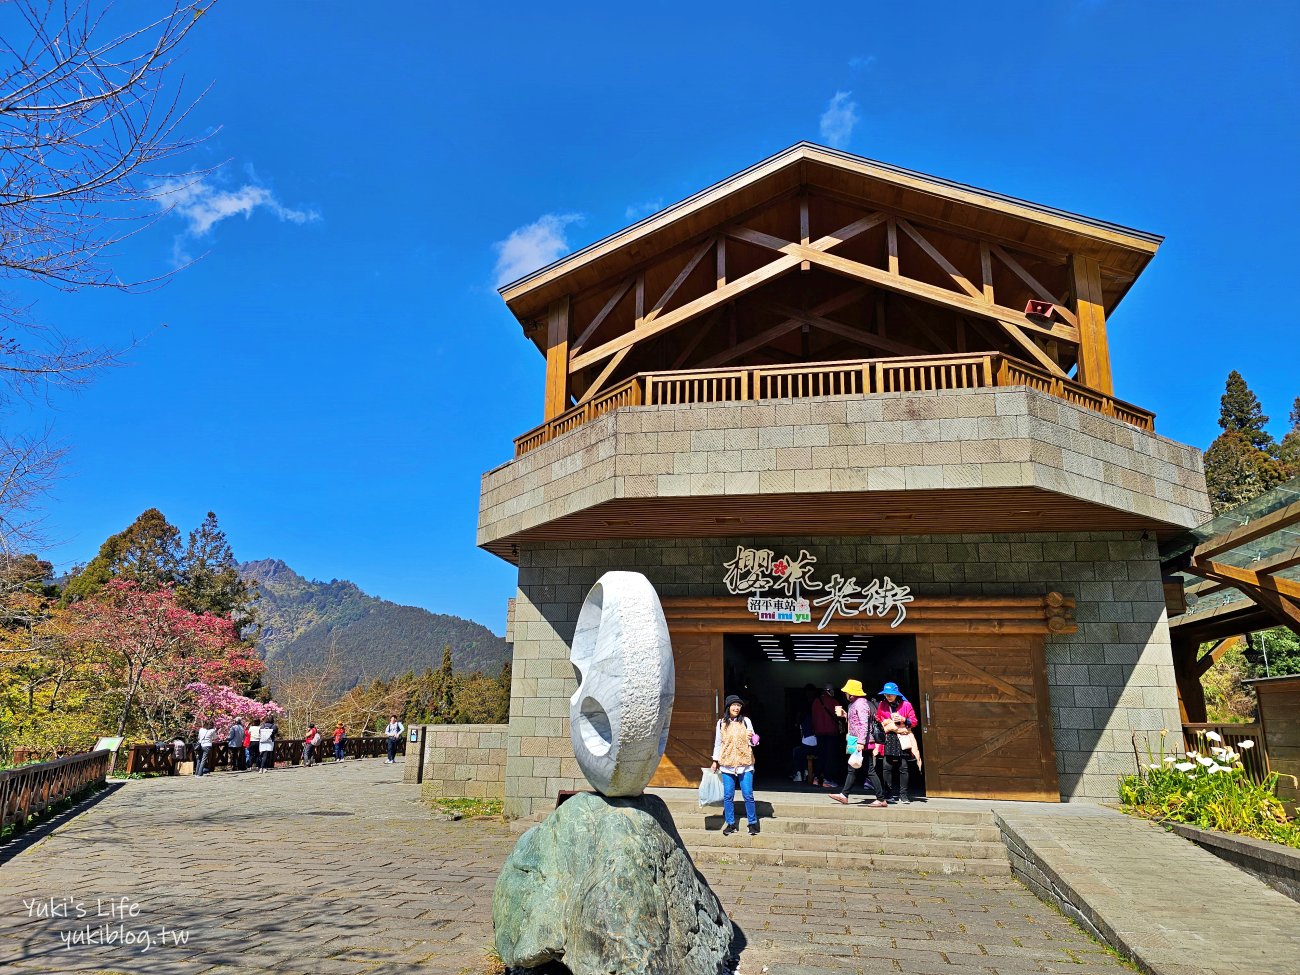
1170, 823, 1300, 903
994, 813, 1116, 954
995, 810, 1300, 975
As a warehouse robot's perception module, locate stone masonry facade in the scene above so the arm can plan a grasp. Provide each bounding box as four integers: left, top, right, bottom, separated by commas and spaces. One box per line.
406, 723, 507, 800
480, 387, 1210, 546
504, 532, 1181, 818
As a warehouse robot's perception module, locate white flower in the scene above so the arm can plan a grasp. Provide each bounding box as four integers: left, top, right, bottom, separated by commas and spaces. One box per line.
1205, 731, 1223, 742
1146, 763, 1162, 771
1198, 756, 1215, 767
1186, 751, 1199, 759
1240, 740, 1255, 750
1209, 764, 1232, 774
1210, 746, 1226, 757
1164, 756, 1178, 764
1174, 762, 1196, 772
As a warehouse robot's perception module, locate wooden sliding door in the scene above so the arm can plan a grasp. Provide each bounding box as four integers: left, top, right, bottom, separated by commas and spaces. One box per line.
916, 633, 1059, 801
649, 630, 722, 788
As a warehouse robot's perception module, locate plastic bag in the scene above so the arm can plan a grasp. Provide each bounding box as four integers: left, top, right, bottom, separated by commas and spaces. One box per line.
848, 751, 864, 769
698, 768, 724, 807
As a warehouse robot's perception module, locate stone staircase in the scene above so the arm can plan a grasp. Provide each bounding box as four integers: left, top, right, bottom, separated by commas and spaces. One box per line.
657, 794, 1011, 876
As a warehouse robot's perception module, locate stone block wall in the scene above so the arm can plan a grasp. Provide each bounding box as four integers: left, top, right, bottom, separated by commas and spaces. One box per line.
480, 388, 1211, 546
504, 532, 1181, 818
405, 724, 507, 800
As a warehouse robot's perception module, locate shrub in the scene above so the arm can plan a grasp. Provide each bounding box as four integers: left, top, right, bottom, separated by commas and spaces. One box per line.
1120, 730, 1300, 849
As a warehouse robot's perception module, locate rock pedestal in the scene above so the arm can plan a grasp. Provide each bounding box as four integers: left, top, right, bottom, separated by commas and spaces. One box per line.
493, 792, 733, 975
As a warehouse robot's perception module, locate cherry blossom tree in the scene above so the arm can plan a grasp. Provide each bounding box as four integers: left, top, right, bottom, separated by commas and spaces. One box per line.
70, 579, 245, 738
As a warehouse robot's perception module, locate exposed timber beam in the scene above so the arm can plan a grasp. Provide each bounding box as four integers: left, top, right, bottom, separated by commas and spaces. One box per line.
570, 214, 884, 374
725, 225, 1080, 344
699, 288, 870, 369
896, 218, 983, 301
543, 297, 571, 421
1070, 254, 1113, 395
768, 303, 930, 358
997, 319, 1069, 379
571, 278, 632, 355
1193, 501, 1300, 560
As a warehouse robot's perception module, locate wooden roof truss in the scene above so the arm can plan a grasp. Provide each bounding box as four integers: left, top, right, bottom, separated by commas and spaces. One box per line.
541, 189, 1117, 420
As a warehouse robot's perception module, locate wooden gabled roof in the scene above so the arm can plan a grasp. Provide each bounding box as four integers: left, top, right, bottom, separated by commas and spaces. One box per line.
499, 142, 1162, 326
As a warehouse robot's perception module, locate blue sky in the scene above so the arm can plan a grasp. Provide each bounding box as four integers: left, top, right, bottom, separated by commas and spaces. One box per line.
11, 1, 1299, 634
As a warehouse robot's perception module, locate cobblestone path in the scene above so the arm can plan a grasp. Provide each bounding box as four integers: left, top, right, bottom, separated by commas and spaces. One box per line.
0, 760, 1127, 975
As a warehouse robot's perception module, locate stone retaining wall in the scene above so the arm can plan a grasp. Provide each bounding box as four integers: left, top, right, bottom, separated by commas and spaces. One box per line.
1170, 823, 1300, 903
404, 724, 507, 800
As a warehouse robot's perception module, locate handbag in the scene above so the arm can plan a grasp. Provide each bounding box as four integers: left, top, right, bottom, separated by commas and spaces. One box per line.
698, 768, 724, 807
883, 731, 902, 759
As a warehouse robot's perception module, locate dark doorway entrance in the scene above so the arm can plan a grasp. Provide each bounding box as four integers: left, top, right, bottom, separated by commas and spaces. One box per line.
722, 631, 925, 795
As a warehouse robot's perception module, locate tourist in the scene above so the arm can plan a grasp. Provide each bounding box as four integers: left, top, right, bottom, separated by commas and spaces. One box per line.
303, 723, 321, 767
809, 683, 841, 789
790, 685, 818, 783
227, 717, 245, 772
333, 722, 346, 762
384, 714, 405, 764
257, 718, 277, 772
195, 720, 215, 776
247, 719, 260, 772
877, 682, 919, 803
709, 694, 760, 836
829, 681, 886, 807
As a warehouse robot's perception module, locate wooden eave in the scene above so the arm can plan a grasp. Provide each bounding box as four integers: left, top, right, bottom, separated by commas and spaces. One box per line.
500, 142, 1162, 346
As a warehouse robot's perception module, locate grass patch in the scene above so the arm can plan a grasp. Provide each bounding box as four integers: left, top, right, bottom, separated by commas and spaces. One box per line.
428, 796, 504, 819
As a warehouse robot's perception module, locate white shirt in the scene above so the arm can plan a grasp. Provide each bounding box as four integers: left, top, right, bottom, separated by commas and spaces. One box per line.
258, 725, 275, 750
385, 721, 404, 738
197, 728, 215, 747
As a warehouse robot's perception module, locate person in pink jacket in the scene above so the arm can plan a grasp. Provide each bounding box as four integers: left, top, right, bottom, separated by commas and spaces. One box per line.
876, 682, 919, 803
828, 680, 886, 807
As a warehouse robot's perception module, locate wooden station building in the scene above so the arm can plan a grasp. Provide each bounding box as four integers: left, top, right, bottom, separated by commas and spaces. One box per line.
479, 144, 1211, 817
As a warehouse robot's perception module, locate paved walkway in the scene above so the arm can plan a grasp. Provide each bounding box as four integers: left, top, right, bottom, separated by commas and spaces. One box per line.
997, 810, 1300, 975
0, 760, 1131, 975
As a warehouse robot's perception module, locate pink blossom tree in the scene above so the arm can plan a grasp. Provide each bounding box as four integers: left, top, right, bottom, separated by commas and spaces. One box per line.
71, 580, 257, 738
187, 682, 283, 736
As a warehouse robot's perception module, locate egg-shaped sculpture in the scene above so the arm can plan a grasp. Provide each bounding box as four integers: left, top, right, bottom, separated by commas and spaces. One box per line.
569, 571, 675, 796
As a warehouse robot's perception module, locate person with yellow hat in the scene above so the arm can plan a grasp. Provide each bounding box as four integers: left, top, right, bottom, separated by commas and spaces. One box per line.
829, 679, 886, 807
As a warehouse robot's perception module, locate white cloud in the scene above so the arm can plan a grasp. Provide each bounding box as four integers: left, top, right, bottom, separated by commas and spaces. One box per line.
493, 213, 582, 287
153, 175, 320, 264
849, 55, 876, 71
819, 91, 860, 149
624, 199, 663, 222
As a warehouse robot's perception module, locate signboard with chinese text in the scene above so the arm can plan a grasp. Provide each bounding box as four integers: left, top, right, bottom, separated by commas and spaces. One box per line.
723, 546, 913, 630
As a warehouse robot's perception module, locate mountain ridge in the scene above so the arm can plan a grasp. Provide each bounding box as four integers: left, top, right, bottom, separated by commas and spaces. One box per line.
240, 558, 509, 689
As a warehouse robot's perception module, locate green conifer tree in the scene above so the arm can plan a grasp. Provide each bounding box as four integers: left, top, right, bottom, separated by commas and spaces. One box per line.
1278, 397, 1300, 474
1203, 373, 1287, 513
1218, 370, 1273, 448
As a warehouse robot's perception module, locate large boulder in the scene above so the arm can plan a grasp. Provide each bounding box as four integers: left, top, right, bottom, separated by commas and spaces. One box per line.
494, 792, 733, 975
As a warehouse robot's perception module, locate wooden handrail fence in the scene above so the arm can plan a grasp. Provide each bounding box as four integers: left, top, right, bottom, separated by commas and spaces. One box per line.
515, 352, 1155, 457
123, 735, 403, 775
1, 749, 110, 836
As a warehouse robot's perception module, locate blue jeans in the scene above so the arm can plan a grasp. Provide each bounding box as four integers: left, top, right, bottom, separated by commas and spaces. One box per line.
721, 769, 756, 826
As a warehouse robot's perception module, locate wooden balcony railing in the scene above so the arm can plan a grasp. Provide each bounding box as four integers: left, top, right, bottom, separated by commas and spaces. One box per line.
514, 352, 1156, 457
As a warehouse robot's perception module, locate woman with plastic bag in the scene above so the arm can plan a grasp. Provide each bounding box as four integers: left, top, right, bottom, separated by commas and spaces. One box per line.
709, 694, 761, 836
828, 680, 887, 807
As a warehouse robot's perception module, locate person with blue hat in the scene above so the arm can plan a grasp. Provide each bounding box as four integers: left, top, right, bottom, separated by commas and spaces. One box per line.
875, 682, 919, 803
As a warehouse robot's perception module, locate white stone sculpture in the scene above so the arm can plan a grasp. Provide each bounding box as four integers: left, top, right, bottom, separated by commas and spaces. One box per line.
569, 571, 675, 796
